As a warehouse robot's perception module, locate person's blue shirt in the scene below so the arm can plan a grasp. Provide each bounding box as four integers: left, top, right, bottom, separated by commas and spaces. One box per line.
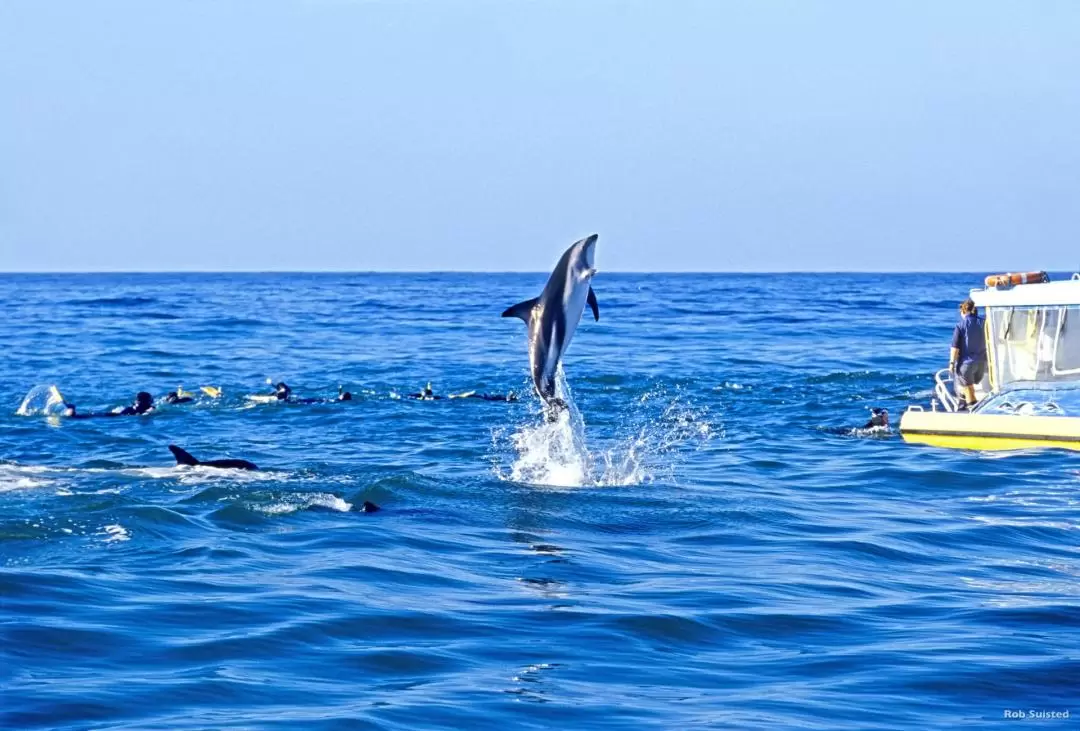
951, 313, 987, 365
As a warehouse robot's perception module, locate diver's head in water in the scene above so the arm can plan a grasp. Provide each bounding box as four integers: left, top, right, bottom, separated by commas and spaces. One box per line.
423, 382, 434, 398
63, 402, 78, 417
867, 407, 889, 429
133, 391, 154, 414
274, 382, 292, 401
338, 386, 353, 401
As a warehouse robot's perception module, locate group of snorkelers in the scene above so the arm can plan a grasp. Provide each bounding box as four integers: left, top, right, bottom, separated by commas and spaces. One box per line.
57, 381, 518, 418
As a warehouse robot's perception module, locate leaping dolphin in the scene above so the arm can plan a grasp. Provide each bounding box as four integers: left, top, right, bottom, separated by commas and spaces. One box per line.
169, 445, 258, 471
502, 234, 599, 413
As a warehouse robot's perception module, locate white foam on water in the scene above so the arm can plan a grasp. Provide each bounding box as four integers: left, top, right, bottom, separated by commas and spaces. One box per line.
846, 425, 894, 438
505, 407, 592, 487
253, 493, 352, 515
101, 524, 130, 542
125, 466, 288, 485
495, 374, 715, 488
0, 464, 56, 493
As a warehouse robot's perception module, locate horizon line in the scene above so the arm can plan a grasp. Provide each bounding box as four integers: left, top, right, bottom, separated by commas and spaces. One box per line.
2, 268, 1076, 276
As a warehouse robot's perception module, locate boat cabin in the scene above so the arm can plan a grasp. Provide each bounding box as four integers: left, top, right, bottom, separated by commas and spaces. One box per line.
973, 275, 1080, 391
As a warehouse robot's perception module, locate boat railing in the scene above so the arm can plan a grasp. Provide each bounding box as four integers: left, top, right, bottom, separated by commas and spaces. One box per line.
934, 367, 961, 412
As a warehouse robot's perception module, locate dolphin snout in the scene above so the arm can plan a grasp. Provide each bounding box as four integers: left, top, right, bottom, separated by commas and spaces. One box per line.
581, 234, 598, 270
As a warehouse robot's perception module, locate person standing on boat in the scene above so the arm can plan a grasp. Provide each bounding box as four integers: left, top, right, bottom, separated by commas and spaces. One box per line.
950, 298, 987, 409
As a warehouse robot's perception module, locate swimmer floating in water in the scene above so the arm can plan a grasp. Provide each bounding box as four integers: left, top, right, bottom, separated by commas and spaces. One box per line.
265, 382, 353, 404
861, 407, 889, 431
163, 386, 221, 404
448, 390, 520, 402
404, 383, 518, 402
64, 391, 155, 419
821, 407, 890, 436
408, 383, 443, 401
163, 391, 192, 404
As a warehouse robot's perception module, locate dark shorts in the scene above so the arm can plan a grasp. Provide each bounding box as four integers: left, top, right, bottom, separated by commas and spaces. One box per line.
956, 359, 986, 388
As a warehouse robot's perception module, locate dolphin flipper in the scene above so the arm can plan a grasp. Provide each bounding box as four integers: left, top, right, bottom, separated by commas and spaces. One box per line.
502, 297, 539, 323
168, 445, 200, 466
587, 287, 599, 322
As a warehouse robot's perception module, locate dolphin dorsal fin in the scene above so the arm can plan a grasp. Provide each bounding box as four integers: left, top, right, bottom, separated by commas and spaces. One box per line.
168, 445, 200, 466
502, 297, 539, 323
587, 287, 599, 322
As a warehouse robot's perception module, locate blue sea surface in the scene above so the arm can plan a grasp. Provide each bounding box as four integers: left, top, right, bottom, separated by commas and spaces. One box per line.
1, 273, 1077, 729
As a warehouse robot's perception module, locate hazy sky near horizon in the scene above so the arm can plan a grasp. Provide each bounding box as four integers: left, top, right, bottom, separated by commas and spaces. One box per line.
2, 1, 1078, 272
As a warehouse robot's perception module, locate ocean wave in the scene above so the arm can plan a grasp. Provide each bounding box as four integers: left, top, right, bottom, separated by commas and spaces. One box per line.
63, 295, 157, 306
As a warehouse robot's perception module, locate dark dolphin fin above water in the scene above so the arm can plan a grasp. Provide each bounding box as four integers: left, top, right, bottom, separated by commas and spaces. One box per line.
587, 287, 599, 322
502, 297, 539, 323
169, 445, 200, 466
168, 444, 258, 471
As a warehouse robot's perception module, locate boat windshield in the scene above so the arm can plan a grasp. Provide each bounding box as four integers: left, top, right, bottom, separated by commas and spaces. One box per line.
987, 305, 1080, 387
976, 383, 1080, 417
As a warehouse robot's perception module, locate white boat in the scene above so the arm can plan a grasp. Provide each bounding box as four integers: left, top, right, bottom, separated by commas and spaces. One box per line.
900, 272, 1080, 451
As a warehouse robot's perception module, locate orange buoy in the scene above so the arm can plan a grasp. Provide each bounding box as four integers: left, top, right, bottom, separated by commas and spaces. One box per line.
984, 271, 1048, 288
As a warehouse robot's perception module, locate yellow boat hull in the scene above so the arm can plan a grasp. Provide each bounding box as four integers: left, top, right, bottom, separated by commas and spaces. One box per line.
899, 410, 1080, 451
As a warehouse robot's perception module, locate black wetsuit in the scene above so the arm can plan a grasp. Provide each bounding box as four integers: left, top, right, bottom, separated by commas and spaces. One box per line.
65, 405, 153, 419
65, 391, 155, 419
861, 409, 889, 430
272, 383, 352, 404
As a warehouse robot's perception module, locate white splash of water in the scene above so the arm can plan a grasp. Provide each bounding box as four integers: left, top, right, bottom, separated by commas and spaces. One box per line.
128, 466, 287, 485
253, 493, 352, 515
101, 524, 130, 542
495, 374, 715, 488
16, 385, 68, 416
0, 464, 55, 492
505, 407, 592, 487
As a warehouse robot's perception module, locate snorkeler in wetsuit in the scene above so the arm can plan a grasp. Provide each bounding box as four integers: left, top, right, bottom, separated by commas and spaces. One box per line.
163, 390, 193, 404
449, 390, 520, 402
408, 383, 443, 401
272, 382, 353, 404
64, 391, 155, 418
861, 408, 889, 430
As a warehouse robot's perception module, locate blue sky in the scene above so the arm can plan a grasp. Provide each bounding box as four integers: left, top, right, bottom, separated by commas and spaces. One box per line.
2, 1, 1078, 272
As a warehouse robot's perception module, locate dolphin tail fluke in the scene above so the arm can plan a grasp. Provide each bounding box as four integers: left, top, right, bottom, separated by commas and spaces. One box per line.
168, 445, 200, 467
587, 286, 599, 321
502, 297, 539, 323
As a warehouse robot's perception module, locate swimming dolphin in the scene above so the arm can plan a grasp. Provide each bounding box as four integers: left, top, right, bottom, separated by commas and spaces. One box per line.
168, 445, 258, 471
502, 234, 599, 413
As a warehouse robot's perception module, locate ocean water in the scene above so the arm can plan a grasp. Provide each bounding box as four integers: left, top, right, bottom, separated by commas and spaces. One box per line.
1, 272, 1077, 730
